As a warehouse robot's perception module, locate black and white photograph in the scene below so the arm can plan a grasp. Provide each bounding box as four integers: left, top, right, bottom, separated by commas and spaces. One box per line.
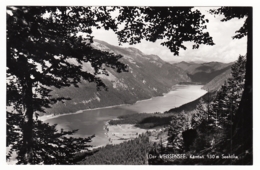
5, 4, 254, 165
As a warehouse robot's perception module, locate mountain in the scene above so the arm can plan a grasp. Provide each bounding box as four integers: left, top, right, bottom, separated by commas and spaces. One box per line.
165, 91, 217, 114
44, 40, 191, 115
172, 61, 201, 71
173, 61, 233, 84
202, 68, 232, 91
168, 60, 205, 64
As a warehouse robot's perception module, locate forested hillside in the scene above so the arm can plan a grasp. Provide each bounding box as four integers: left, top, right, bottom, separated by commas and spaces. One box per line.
173, 61, 233, 84
165, 91, 216, 114
202, 68, 232, 91
44, 40, 191, 115
79, 134, 150, 165
156, 55, 248, 165
7, 6, 252, 165
77, 56, 247, 165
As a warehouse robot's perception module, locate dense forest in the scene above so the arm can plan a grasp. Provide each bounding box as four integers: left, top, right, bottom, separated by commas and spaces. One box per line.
79, 134, 150, 165
79, 55, 248, 165
7, 6, 252, 165
152, 55, 247, 165
152, 55, 248, 165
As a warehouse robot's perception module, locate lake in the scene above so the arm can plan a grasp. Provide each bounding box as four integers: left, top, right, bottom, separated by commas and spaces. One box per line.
45, 85, 207, 146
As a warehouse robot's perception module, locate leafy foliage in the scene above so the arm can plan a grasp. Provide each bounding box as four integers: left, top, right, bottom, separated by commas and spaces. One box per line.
209, 9, 252, 164
210, 7, 250, 39
6, 6, 220, 164
7, 6, 127, 164
116, 7, 214, 55
191, 99, 211, 128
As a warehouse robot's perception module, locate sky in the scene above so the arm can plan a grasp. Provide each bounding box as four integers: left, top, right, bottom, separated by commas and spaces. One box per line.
92, 7, 247, 63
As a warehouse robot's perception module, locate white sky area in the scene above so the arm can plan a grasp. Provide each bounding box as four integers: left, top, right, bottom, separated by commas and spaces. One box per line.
92, 7, 247, 63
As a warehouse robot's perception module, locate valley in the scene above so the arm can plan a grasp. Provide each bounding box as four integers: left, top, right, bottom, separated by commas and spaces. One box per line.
42, 39, 234, 149
43, 40, 232, 116
43, 40, 191, 116
45, 85, 207, 146
7, 6, 251, 165
173, 61, 233, 87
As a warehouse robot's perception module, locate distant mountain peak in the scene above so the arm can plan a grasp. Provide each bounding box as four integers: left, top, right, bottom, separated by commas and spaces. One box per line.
92, 39, 165, 63
127, 47, 143, 54
49, 39, 191, 114
93, 39, 110, 45
173, 61, 233, 84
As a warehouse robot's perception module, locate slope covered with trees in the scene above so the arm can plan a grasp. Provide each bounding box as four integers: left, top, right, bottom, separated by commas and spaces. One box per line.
7, 6, 251, 165
173, 61, 233, 84
79, 134, 150, 165
209, 7, 252, 164
7, 6, 214, 164
46, 39, 191, 115
156, 55, 248, 165
202, 68, 232, 91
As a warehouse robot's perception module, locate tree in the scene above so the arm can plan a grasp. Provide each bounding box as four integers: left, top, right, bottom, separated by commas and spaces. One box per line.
7, 118, 94, 164
210, 81, 229, 126
116, 7, 214, 55
191, 99, 210, 128
186, 55, 247, 163
114, 7, 252, 163
210, 7, 252, 163
167, 111, 190, 153
7, 6, 216, 164
211, 55, 246, 127
7, 6, 127, 164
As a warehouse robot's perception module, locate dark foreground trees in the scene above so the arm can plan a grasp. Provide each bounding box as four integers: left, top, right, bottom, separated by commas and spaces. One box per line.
117, 7, 252, 164
149, 55, 247, 165
210, 7, 253, 164
7, 6, 128, 164
7, 6, 215, 164
115, 7, 214, 54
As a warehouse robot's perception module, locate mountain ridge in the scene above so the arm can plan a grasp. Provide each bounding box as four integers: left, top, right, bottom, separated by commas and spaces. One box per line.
173, 61, 233, 85
44, 40, 191, 115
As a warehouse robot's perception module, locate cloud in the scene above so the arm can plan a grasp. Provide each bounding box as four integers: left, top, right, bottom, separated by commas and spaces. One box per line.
92, 7, 247, 63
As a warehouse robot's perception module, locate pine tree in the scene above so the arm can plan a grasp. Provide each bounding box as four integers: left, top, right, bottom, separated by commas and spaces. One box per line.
210, 56, 246, 127
210, 8, 252, 164
167, 111, 189, 152
211, 81, 229, 126
191, 98, 212, 128
7, 6, 219, 164
7, 6, 127, 164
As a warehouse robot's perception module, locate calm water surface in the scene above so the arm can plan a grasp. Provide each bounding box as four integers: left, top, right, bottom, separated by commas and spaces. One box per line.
46, 85, 207, 146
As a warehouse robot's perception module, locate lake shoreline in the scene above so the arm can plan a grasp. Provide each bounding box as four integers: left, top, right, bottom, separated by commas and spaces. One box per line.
39, 85, 187, 122
43, 85, 206, 147
39, 103, 129, 122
